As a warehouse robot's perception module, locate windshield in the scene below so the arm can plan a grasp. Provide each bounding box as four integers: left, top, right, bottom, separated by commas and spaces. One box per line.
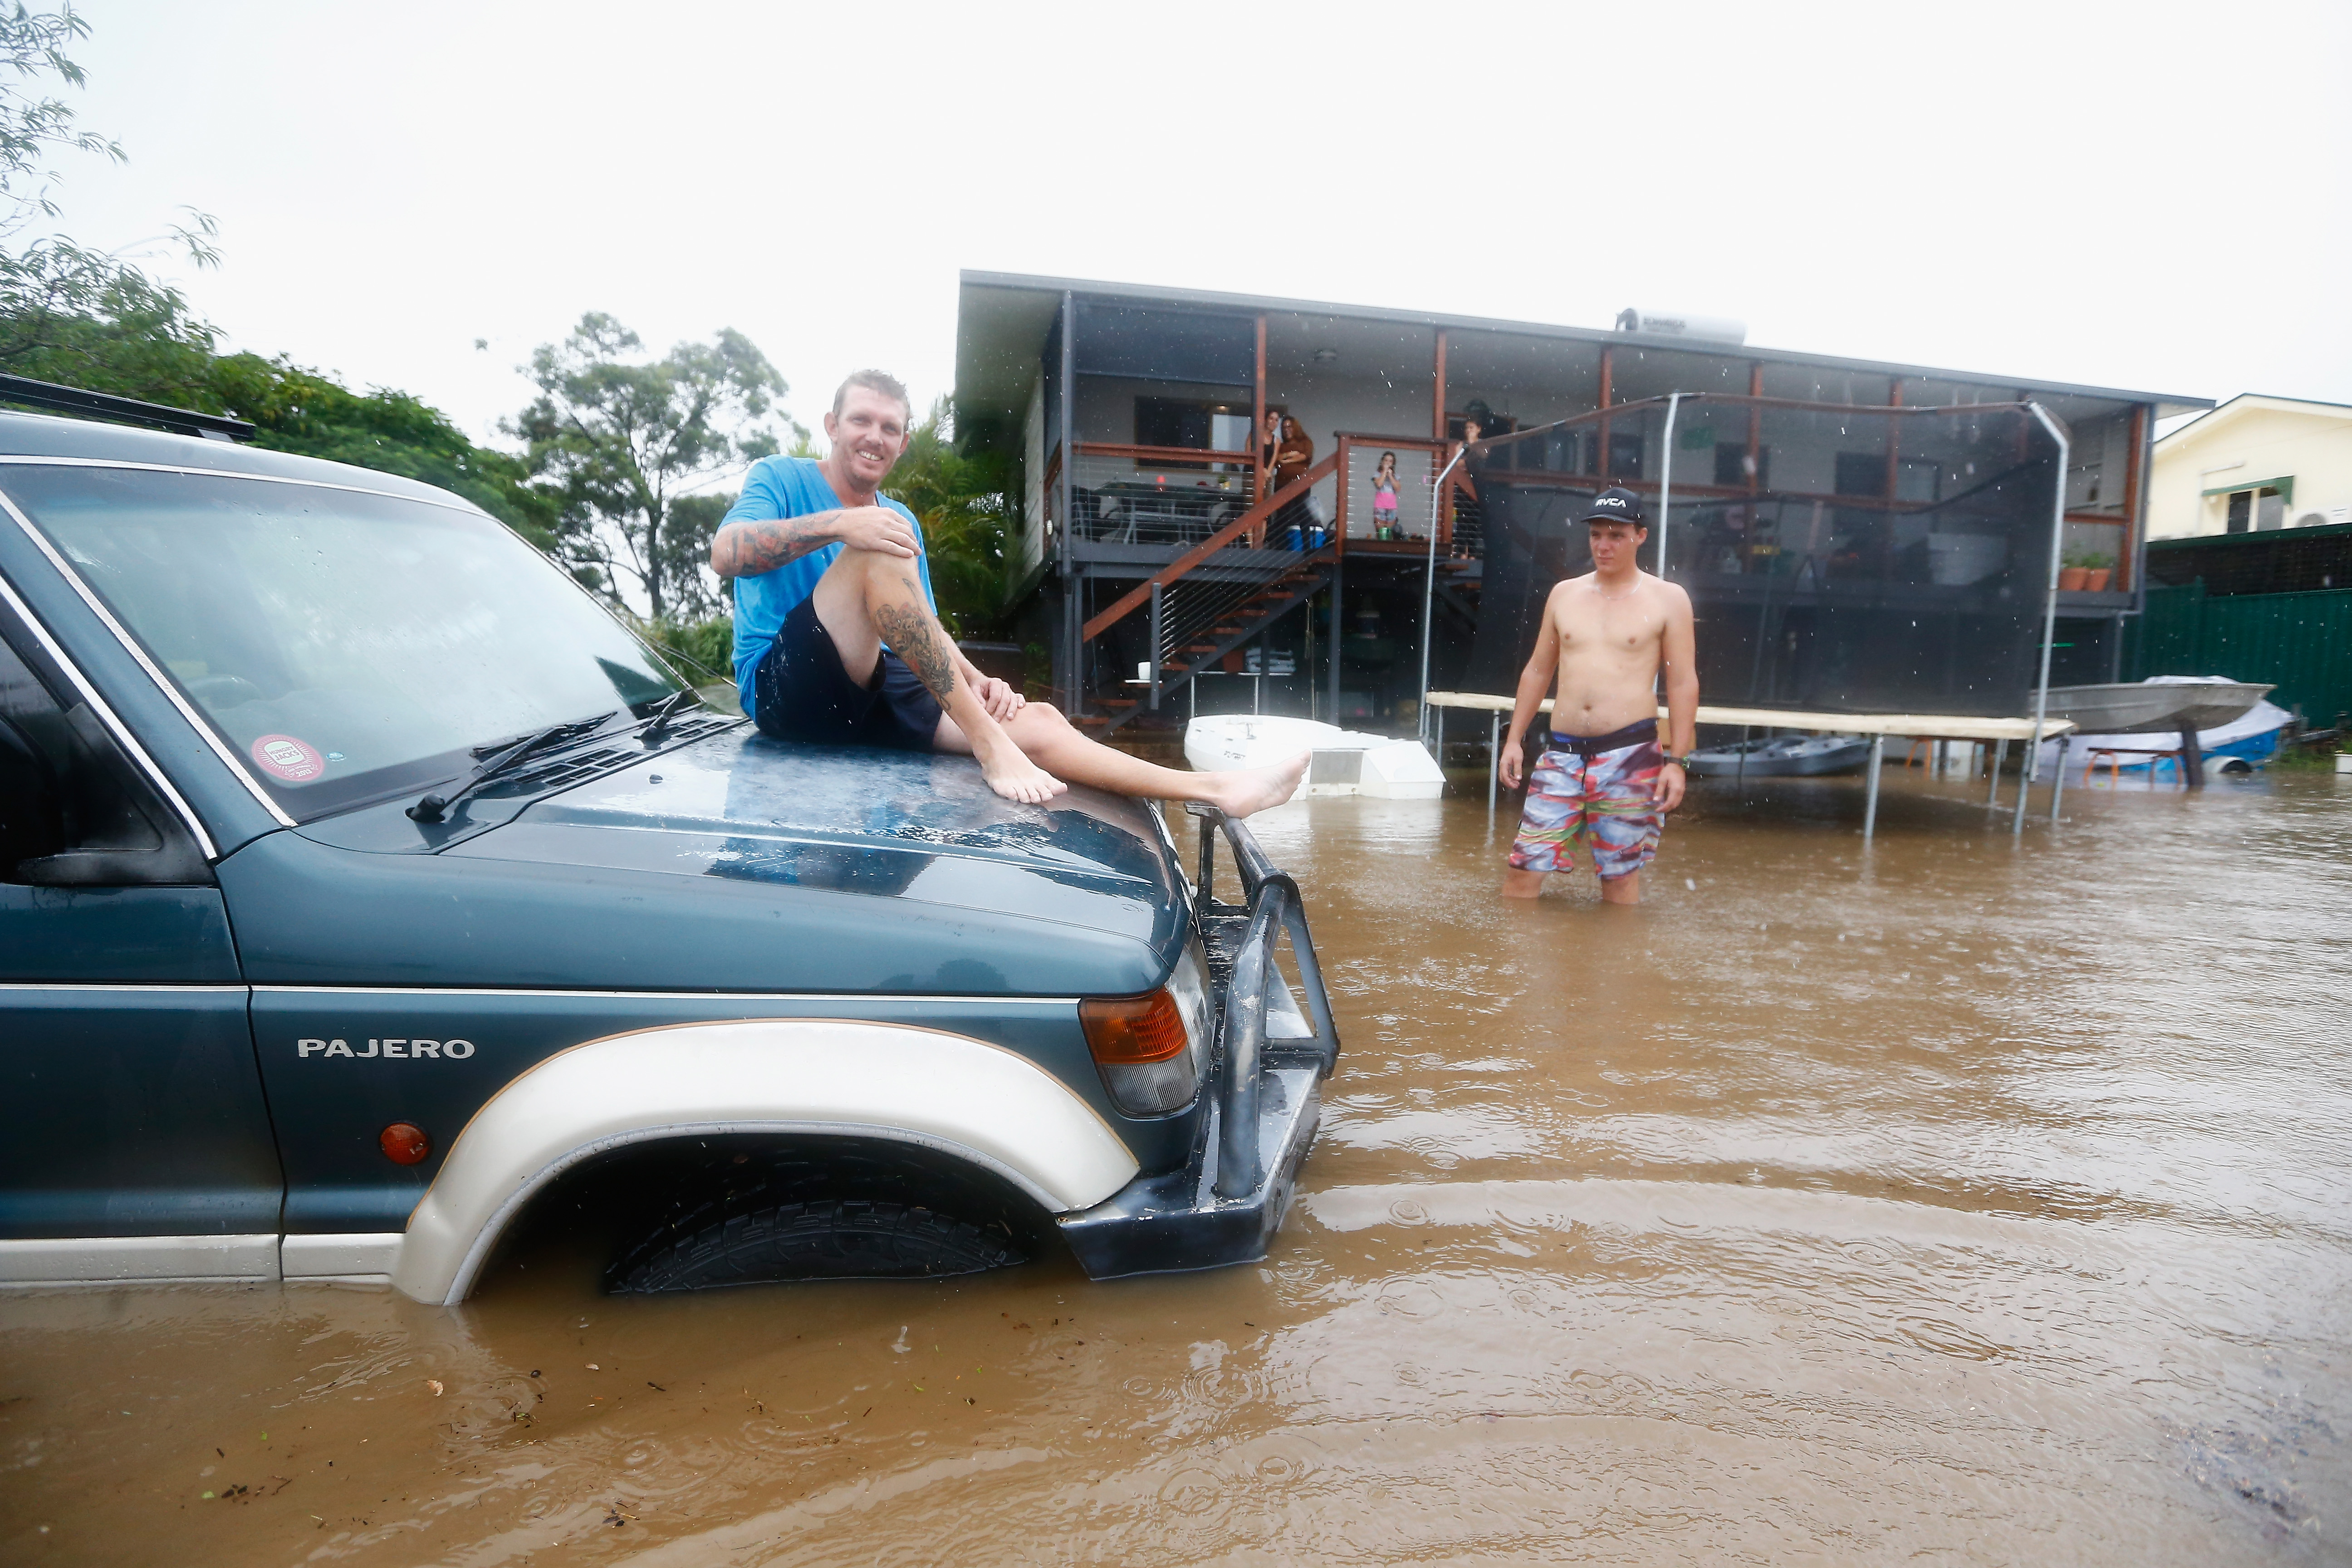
4, 464, 683, 821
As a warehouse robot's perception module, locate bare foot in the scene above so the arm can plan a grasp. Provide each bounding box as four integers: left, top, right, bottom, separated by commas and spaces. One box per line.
1201, 750, 1310, 818
974, 734, 1067, 806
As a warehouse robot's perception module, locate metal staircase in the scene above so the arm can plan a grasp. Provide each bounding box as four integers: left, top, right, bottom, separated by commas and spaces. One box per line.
1071, 449, 1346, 738
1084, 548, 1338, 736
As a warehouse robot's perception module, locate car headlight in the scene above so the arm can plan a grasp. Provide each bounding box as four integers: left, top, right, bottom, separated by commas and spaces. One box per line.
1079, 940, 1211, 1117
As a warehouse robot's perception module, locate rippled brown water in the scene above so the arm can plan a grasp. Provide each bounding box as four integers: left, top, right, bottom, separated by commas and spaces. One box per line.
5, 767, 2350, 1564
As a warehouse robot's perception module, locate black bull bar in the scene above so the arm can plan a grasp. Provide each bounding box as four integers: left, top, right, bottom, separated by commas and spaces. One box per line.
1056, 804, 1341, 1277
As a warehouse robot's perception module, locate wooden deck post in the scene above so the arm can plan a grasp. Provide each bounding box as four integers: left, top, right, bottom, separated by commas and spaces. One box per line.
1431, 329, 1447, 441
1747, 362, 1763, 494
1251, 314, 1267, 549
1597, 346, 1614, 478
1885, 377, 1904, 505
2121, 402, 2148, 593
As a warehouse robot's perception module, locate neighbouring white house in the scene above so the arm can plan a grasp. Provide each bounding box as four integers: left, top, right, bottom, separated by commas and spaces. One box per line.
2148, 393, 2352, 539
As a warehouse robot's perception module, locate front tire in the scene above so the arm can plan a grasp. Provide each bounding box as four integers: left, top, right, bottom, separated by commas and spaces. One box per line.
607, 1198, 1026, 1294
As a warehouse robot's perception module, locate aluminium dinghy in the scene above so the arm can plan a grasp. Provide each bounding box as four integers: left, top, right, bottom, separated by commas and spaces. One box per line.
1685, 734, 1872, 778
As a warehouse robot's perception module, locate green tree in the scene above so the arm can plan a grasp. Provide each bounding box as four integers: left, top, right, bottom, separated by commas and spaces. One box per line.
203, 353, 559, 546
660, 491, 736, 617
880, 396, 1012, 638
0, 3, 219, 382
0, 6, 563, 552
507, 313, 797, 619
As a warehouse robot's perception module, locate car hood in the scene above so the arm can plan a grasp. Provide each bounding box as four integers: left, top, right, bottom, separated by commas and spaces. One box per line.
487, 727, 1177, 916
243, 729, 1191, 995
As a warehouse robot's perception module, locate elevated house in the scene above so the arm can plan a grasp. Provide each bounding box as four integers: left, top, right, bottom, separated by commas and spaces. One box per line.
953, 272, 2207, 734
2147, 393, 2352, 539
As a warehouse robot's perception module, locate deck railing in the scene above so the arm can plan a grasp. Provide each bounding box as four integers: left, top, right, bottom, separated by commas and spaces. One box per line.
1068, 442, 1258, 546
1330, 434, 1479, 556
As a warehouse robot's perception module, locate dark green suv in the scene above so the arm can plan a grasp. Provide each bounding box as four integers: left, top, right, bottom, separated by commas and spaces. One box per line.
0, 383, 1336, 1303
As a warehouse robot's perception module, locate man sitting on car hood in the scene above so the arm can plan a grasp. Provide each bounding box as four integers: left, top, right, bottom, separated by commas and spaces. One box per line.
713, 369, 1306, 814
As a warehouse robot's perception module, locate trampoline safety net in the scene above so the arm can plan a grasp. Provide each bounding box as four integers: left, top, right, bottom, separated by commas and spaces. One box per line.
1461, 398, 2063, 716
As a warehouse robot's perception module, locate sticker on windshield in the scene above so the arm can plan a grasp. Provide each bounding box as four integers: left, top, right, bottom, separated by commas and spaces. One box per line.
250, 733, 326, 783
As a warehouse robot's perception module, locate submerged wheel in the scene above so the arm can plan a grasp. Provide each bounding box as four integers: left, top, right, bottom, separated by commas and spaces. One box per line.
607, 1199, 1027, 1294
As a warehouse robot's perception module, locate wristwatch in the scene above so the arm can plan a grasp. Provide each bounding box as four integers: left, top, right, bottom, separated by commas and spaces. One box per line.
1666, 752, 1694, 768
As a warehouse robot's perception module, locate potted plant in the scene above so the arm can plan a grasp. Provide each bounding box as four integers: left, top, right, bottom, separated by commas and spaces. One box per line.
2083, 551, 2114, 592
2059, 550, 2091, 592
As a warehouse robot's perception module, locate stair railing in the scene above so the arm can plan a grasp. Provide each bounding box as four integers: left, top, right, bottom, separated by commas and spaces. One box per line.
1082, 448, 1342, 644
1151, 553, 1315, 693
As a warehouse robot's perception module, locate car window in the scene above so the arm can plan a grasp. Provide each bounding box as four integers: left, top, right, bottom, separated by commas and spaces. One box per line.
0, 617, 207, 883
3, 465, 683, 822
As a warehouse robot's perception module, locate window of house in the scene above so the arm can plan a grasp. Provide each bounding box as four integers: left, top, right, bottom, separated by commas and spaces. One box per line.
1896, 459, 1942, 504
1606, 431, 1644, 479
2225, 486, 2287, 533
1133, 397, 1254, 470
1834, 452, 1888, 498
1714, 442, 1769, 488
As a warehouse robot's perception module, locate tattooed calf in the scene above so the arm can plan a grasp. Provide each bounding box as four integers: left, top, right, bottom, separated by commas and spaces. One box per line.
874, 599, 960, 702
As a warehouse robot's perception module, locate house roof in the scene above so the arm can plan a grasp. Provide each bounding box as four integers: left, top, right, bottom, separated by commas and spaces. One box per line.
957, 269, 2213, 429
2155, 392, 2352, 451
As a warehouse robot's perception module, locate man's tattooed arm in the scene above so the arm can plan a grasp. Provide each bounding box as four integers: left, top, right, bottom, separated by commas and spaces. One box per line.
874, 598, 961, 704
709, 511, 843, 578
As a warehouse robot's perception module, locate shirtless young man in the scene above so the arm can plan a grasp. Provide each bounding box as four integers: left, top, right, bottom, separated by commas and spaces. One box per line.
1498, 487, 1700, 904
710, 370, 1306, 816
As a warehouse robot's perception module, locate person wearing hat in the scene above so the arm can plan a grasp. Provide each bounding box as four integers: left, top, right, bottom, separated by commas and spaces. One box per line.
1497, 486, 1698, 905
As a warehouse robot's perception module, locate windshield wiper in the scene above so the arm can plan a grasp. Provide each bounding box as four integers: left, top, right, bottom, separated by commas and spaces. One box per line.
638, 687, 701, 745
407, 713, 616, 823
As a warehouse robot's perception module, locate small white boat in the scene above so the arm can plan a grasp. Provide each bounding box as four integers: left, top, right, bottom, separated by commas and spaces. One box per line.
1183, 715, 1445, 803
1686, 734, 1872, 778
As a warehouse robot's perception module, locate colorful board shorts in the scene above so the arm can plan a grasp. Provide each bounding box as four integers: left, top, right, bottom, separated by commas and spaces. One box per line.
1509, 730, 1665, 880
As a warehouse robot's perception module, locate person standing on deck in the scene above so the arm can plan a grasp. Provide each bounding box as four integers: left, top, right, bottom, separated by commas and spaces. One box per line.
1260, 412, 1315, 547
1498, 487, 1699, 905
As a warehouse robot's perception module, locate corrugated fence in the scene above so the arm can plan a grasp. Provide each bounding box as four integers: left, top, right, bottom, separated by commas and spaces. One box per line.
2124, 580, 2352, 725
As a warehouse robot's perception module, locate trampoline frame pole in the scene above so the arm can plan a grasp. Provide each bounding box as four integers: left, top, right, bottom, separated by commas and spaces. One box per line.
1862, 733, 1885, 841
1416, 445, 1470, 747
1655, 393, 1681, 580
2020, 402, 2070, 836
1488, 711, 1500, 818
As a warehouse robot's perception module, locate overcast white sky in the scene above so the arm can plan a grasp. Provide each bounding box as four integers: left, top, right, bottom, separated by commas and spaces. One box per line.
52, 0, 2352, 451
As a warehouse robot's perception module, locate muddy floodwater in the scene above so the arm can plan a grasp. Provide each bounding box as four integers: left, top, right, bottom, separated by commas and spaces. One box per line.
5, 766, 2350, 1564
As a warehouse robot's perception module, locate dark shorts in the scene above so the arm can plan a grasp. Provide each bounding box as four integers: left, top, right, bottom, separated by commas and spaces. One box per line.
751, 594, 943, 752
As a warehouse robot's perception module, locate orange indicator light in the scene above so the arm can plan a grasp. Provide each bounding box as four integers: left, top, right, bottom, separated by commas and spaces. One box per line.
380, 1122, 431, 1165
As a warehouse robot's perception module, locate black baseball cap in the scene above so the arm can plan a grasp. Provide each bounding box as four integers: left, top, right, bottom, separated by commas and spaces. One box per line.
1581, 487, 1645, 525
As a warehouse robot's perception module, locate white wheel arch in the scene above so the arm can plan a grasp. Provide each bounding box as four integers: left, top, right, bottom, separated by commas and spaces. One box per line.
390, 1019, 1139, 1305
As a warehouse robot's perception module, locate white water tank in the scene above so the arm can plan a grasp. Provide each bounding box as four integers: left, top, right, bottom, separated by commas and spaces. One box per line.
1615, 308, 1746, 345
